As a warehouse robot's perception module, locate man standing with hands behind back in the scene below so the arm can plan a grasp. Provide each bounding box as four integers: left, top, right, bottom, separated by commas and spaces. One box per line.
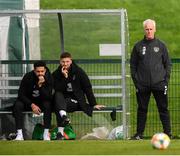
130, 19, 172, 140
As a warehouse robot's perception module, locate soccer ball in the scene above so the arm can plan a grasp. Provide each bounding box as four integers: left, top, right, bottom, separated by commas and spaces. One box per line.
151, 133, 170, 150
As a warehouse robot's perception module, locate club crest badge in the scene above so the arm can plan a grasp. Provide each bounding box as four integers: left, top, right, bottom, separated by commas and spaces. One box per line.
154, 47, 159, 53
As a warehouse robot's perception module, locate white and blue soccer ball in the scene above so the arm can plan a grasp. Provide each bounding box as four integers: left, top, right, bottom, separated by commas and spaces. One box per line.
151, 133, 170, 150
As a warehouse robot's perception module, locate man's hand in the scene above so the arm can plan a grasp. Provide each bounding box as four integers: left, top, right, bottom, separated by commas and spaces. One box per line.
94, 104, 106, 110
38, 76, 45, 87
61, 66, 68, 78
31, 103, 41, 115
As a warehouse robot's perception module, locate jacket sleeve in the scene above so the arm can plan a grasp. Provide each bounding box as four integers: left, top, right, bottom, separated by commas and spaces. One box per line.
130, 45, 138, 87
162, 44, 172, 84
79, 69, 97, 107
18, 74, 32, 106
52, 70, 67, 92
39, 71, 53, 100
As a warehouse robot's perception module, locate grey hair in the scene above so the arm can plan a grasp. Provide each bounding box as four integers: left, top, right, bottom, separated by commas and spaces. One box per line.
143, 19, 156, 28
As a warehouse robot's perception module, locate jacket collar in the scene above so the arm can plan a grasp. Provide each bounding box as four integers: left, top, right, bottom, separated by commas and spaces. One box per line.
143, 35, 156, 43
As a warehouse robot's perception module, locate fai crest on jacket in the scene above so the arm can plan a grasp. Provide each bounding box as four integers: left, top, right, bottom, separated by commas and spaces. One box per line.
154, 47, 159, 53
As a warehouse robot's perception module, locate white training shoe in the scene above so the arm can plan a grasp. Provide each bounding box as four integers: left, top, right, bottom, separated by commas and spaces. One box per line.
43, 133, 50, 141
14, 134, 24, 141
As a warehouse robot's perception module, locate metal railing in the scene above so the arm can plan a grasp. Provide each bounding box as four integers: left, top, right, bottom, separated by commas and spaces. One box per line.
1, 59, 180, 138
0, 59, 129, 139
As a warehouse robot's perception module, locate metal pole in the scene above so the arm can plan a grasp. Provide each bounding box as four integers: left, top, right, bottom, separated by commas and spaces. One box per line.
57, 13, 64, 54
0, 9, 122, 15
120, 9, 127, 139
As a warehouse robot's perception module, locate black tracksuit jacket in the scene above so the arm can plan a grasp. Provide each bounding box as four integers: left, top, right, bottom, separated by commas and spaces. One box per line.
52, 62, 97, 116
17, 68, 53, 106
130, 37, 172, 90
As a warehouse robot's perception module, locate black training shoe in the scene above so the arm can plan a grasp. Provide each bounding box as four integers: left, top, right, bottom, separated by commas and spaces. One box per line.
56, 132, 64, 140
62, 115, 70, 126
7, 133, 17, 140
131, 133, 143, 140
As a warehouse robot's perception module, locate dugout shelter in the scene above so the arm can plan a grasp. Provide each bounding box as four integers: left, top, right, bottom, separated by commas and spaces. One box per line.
0, 8, 130, 139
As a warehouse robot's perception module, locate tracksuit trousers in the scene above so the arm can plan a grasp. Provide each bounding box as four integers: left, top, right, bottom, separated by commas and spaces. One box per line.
53, 91, 80, 127
13, 99, 52, 130
136, 89, 171, 135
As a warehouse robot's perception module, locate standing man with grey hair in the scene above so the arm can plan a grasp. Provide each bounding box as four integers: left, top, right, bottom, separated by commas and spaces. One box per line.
130, 19, 172, 140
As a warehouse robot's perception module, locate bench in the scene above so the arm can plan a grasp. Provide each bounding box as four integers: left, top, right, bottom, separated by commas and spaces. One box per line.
0, 75, 123, 138
0, 75, 123, 123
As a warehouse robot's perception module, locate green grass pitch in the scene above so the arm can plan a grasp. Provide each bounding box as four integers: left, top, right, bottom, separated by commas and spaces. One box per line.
0, 140, 180, 155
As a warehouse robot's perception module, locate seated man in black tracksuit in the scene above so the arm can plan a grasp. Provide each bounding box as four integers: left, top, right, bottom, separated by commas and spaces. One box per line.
52, 52, 105, 140
13, 61, 53, 141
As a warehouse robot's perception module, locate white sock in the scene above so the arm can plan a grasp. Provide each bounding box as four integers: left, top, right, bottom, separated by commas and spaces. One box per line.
59, 110, 67, 117
17, 129, 23, 135
43, 129, 50, 140
58, 127, 64, 135
15, 129, 24, 140
43, 129, 49, 136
